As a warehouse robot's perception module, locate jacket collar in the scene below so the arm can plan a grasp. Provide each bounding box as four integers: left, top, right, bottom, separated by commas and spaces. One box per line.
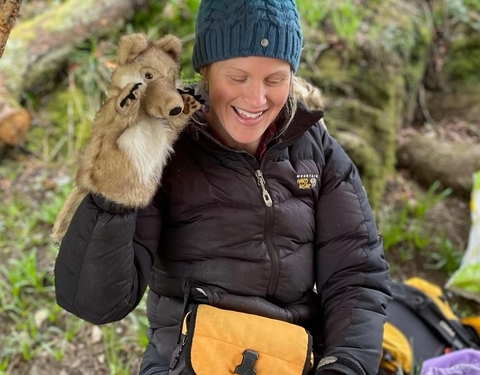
279, 101, 323, 145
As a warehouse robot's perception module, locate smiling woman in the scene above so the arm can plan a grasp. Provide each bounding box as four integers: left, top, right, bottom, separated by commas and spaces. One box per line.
53, 1, 391, 375
201, 56, 292, 154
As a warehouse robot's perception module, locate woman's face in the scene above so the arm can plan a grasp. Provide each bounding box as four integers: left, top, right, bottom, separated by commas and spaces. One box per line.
203, 56, 291, 154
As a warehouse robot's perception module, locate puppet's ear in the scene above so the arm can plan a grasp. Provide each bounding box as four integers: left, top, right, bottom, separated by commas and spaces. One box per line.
153, 34, 182, 62
116, 33, 149, 65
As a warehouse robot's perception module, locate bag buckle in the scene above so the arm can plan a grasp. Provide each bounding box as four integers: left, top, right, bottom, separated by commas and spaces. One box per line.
234, 349, 259, 375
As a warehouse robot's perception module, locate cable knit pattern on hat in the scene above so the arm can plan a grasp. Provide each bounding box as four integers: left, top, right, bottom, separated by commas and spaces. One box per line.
192, 0, 303, 72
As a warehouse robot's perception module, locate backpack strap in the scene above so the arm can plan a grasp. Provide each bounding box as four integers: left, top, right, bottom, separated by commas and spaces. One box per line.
390, 281, 480, 351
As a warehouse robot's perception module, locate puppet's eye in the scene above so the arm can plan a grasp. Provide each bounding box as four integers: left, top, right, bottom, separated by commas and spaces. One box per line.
145, 72, 153, 80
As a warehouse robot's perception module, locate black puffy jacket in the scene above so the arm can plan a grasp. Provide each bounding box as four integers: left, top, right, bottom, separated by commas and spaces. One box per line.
55, 103, 390, 375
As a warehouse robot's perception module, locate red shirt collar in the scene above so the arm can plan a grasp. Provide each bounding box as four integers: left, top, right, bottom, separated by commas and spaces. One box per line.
255, 123, 277, 159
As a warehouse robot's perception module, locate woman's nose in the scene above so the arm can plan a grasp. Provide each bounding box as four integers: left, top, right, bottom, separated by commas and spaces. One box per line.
245, 82, 267, 108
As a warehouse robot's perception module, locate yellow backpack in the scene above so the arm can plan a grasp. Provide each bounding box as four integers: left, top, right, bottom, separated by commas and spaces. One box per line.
378, 277, 480, 375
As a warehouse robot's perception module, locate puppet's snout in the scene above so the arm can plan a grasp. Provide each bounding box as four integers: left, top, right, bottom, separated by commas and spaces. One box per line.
144, 78, 184, 118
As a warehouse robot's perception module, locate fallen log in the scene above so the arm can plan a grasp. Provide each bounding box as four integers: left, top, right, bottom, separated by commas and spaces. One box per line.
0, 0, 149, 149
396, 134, 480, 196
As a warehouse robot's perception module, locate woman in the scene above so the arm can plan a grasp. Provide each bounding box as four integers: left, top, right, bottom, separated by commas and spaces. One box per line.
54, 0, 391, 374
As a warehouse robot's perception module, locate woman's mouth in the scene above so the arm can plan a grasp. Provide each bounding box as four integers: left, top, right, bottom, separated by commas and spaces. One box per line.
233, 106, 265, 119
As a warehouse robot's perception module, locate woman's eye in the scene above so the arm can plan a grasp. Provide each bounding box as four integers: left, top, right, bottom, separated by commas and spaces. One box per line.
145, 72, 154, 80
266, 79, 284, 86
230, 76, 247, 83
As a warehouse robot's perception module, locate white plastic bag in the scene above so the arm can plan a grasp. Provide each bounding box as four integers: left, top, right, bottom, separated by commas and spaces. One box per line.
446, 171, 480, 303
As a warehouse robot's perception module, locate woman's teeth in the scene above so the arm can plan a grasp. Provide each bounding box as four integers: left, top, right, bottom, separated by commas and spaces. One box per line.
234, 107, 264, 118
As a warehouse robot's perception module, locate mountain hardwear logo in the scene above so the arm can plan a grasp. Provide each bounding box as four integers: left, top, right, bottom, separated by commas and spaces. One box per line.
296, 174, 318, 190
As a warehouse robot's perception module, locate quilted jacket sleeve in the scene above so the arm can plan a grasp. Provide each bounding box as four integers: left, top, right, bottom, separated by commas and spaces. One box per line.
313, 126, 391, 375
54, 193, 161, 325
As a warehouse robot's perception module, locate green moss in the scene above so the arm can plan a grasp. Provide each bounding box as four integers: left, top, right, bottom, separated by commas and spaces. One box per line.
352, 69, 402, 110
326, 100, 396, 208
296, 0, 434, 208
444, 35, 480, 85
359, 0, 429, 62
0, 37, 30, 97
335, 130, 384, 208
313, 50, 346, 76
402, 58, 429, 121
328, 101, 395, 166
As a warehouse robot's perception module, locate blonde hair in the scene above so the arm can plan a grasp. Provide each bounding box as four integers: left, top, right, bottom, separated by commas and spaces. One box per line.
277, 76, 298, 137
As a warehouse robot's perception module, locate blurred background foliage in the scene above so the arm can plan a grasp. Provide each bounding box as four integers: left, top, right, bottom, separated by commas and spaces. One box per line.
1, 0, 480, 374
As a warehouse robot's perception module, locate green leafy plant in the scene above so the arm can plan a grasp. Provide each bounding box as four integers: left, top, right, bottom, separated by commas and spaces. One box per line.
297, 0, 364, 43
378, 181, 461, 273
427, 238, 464, 275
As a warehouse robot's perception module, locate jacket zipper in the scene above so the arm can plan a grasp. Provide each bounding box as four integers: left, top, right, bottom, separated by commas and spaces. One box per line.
255, 170, 273, 207
254, 169, 278, 296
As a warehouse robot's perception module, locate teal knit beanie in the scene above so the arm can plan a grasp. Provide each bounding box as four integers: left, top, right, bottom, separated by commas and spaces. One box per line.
192, 0, 303, 73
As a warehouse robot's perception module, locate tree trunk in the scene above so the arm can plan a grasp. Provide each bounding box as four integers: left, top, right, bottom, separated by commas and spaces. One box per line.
0, 0, 150, 147
0, 0, 23, 58
396, 135, 480, 196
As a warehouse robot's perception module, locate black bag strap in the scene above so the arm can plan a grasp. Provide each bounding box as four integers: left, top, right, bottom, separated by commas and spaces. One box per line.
390, 282, 480, 351
173, 279, 193, 345
176, 279, 211, 344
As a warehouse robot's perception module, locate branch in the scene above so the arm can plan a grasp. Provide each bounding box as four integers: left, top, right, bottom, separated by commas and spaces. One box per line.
0, 0, 23, 58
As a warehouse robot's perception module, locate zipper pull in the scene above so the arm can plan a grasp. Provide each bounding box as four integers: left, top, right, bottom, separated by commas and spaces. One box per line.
255, 170, 273, 207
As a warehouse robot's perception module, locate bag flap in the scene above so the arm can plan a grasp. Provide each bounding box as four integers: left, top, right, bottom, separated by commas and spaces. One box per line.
187, 304, 313, 375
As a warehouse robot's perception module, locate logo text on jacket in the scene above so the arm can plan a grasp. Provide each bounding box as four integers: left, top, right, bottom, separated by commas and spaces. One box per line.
296, 174, 318, 190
